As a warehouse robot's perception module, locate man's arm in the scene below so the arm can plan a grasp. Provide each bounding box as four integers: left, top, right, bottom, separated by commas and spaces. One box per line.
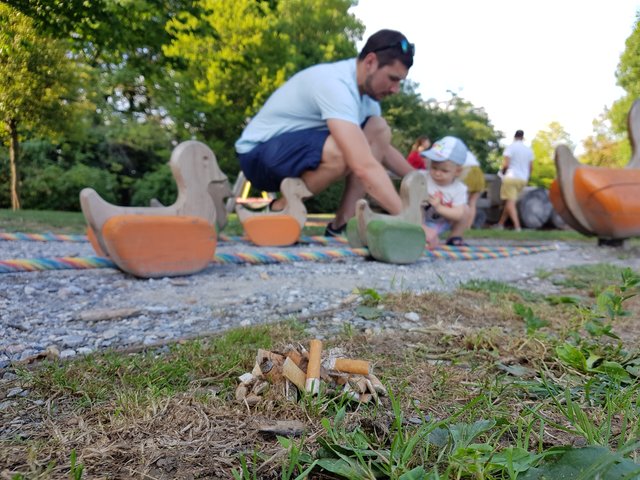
501, 155, 510, 175
328, 118, 403, 215
383, 144, 415, 177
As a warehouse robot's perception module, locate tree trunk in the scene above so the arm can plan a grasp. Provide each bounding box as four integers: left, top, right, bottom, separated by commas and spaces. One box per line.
8, 118, 21, 211
516, 187, 552, 229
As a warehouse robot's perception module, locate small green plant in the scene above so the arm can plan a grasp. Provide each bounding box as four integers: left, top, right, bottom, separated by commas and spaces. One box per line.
69, 449, 84, 480
514, 303, 550, 336
355, 287, 384, 307
277, 436, 317, 480
231, 450, 261, 480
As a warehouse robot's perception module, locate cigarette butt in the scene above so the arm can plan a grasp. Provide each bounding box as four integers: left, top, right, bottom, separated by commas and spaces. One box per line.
283, 357, 306, 392
348, 376, 369, 394
366, 373, 386, 395
332, 358, 370, 375
306, 339, 322, 394
359, 393, 372, 403
285, 349, 304, 367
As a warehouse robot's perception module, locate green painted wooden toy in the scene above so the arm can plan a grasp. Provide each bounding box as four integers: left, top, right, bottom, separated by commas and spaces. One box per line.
366, 219, 425, 264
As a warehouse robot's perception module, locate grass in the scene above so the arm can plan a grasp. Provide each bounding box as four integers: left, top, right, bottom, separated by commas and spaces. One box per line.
2, 264, 640, 478
3, 209, 640, 478
0, 209, 87, 234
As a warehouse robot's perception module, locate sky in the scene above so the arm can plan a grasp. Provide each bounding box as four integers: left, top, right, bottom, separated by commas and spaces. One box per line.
350, 0, 640, 151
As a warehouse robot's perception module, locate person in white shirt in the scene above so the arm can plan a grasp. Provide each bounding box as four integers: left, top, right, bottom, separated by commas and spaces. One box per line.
235, 29, 416, 237
494, 130, 534, 231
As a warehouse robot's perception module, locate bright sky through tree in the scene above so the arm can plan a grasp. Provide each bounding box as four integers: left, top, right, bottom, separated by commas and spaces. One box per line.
350, 0, 640, 150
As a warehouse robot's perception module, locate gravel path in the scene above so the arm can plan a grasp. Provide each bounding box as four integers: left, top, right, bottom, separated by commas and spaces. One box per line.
1, 236, 638, 368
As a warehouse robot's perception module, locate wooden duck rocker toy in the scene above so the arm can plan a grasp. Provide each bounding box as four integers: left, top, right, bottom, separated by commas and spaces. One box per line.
549, 98, 640, 245
80, 141, 232, 278
347, 170, 429, 264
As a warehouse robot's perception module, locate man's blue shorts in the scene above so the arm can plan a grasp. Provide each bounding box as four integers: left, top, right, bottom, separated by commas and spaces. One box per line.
238, 128, 330, 192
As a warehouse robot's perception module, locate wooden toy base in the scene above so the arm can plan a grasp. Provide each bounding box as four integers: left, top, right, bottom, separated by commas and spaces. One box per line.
346, 217, 365, 248
366, 220, 426, 264
241, 215, 302, 247
101, 215, 216, 278
86, 225, 108, 257
574, 167, 640, 239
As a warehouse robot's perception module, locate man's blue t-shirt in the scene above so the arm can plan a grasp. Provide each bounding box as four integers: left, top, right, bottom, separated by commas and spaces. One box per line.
235, 58, 381, 154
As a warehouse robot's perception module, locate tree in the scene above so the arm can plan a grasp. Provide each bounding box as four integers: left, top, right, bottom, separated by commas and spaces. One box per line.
382, 87, 503, 171
579, 110, 629, 168
0, 4, 79, 209
530, 122, 574, 188
610, 11, 640, 134
163, 0, 363, 174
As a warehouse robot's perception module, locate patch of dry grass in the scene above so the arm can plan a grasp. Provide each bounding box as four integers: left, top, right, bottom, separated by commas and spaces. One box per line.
2, 271, 640, 479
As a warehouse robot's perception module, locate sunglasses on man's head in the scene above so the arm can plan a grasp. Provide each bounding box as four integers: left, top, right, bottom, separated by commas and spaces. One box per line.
371, 38, 415, 57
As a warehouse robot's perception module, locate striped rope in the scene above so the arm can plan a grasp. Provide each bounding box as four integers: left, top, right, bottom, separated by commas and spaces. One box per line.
0, 232, 88, 242
0, 244, 557, 274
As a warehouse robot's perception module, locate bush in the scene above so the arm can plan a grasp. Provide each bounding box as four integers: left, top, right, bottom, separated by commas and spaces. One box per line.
20, 164, 118, 211
305, 180, 345, 214
130, 164, 177, 207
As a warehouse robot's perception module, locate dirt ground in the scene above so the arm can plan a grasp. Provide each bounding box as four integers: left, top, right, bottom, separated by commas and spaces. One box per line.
1, 240, 640, 479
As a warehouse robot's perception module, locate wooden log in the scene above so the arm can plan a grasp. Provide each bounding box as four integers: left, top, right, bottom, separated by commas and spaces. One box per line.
516, 187, 552, 229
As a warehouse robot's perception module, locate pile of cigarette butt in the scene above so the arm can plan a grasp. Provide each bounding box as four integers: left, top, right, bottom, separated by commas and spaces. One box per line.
235, 339, 386, 404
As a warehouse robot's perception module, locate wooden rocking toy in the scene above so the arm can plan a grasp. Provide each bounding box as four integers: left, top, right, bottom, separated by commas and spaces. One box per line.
550, 98, 640, 244
235, 178, 312, 247
348, 170, 428, 264
80, 141, 230, 277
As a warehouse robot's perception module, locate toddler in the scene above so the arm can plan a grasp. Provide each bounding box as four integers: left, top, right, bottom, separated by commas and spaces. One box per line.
420, 136, 469, 247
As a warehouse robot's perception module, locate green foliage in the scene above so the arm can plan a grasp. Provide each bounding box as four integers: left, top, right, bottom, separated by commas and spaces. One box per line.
20, 163, 118, 211
69, 449, 84, 480
530, 122, 574, 189
521, 445, 640, 480
0, 3, 83, 207
383, 87, 503, 171
611, 12, 640, 134
0, 4, 80, 136
130, 164, 177, 207
163, 0, 362, 149
578, 110, 630, 168
514, 303, 550, 336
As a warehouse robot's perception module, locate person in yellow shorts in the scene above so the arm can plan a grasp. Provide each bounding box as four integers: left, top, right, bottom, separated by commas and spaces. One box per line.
494, 130, 534, 231
460, 150, 485, 230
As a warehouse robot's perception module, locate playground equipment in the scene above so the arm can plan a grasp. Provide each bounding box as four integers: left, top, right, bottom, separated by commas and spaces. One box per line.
347, 170, 428, 264
79, 141, 231, 277
549, 98, 640, 245
235, 178, 312, 246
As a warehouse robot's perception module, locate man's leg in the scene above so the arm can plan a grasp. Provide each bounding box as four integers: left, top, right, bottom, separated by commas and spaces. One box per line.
505, 199, 521, 230
318, 116, 395, 229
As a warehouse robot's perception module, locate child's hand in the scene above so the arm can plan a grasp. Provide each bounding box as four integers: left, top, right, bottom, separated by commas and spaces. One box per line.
427, 191, 443, 206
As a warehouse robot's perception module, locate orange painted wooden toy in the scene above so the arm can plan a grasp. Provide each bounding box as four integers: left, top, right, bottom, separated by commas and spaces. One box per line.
80, 140, 231, 256
79, 141, 229, 277
102, 215, 216, 278
551, 98, 640, 243
236, 178, 312, 246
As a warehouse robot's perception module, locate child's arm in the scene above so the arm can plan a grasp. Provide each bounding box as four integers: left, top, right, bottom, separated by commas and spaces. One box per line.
428, 192, 468, 222
431, 202, 467, 222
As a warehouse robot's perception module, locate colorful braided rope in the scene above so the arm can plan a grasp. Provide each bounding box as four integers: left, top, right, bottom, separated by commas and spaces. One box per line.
0, 232, 88, 242
0, 244, 557, 273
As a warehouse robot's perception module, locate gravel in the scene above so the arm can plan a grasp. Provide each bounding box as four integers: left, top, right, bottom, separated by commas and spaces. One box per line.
1, 235, 638, 368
